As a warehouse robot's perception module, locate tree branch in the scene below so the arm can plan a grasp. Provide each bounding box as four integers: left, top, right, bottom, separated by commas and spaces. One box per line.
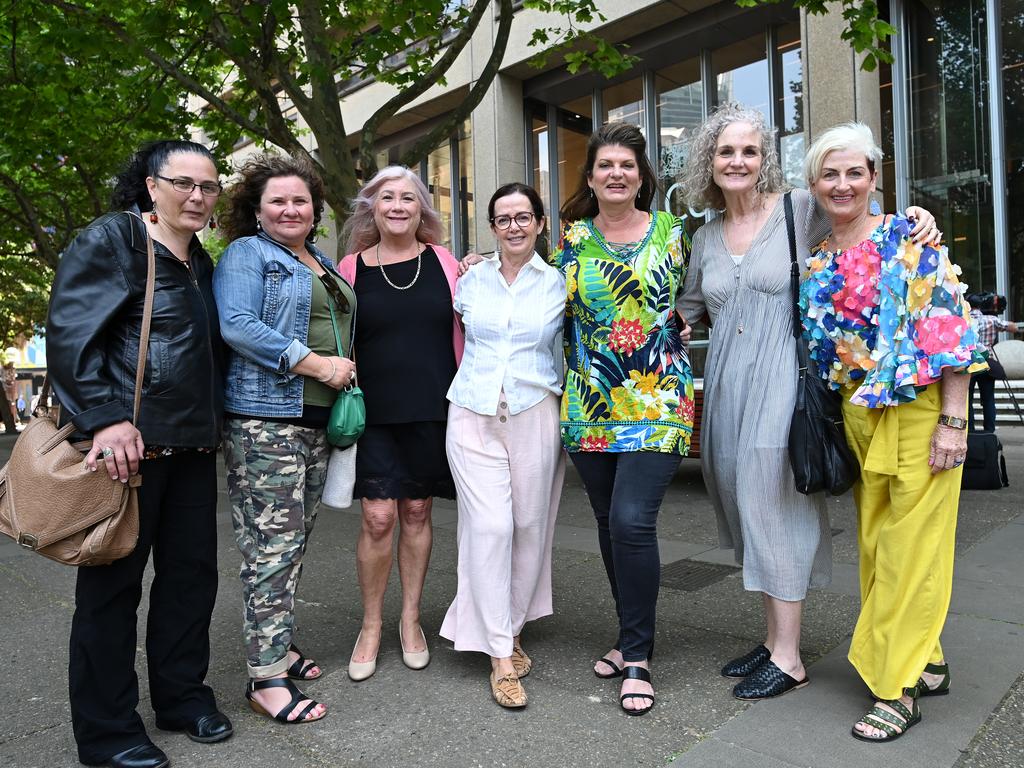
0, 172, 59, 268
398, 0, 514, 170
51, 0, 278, 145
359, 0, 495, 174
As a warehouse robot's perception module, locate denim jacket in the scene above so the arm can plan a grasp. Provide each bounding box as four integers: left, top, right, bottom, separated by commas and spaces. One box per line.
213, 231, 351, 417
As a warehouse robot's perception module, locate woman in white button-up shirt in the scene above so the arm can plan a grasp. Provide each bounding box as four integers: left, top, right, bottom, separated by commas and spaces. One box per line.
439, 183, 566, 709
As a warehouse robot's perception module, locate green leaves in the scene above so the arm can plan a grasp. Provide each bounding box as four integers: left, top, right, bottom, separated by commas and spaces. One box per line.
738, 0, 894, 71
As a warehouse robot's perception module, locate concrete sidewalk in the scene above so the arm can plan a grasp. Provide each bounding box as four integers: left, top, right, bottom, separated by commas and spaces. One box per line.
0, 428, 1022, 767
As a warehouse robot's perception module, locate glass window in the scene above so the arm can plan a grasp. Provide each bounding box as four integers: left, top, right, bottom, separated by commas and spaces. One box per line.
528, 102, 551, 211
556, 96, 593, 214
603, 77, 645, 128
713, 34, 770, 121
655, 58, 704, 232
426, 141, 453, 251
457, 120, 474, 254
775, 22, 805, 188
878, 36, 898, 216
906, 0, 995, 294
1004, 0, 1024, 319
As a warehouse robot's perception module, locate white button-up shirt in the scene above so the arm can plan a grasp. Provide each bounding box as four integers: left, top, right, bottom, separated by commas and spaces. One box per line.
447, 251, 566, 416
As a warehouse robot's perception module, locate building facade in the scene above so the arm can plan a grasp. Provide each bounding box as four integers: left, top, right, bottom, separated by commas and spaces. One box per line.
305, 1, 1024, 365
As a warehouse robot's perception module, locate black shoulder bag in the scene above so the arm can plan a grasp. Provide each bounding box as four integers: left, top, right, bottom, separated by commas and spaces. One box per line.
784, 192, 860, 496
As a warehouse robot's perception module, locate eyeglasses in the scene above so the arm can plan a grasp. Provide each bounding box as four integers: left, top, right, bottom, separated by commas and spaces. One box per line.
156, 175, 223, 197
491, 212, 536, 230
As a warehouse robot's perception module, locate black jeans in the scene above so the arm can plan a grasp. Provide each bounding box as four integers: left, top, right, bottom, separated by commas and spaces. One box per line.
569, 451, 681, 662
69, 451, 219, 764
970, 357, 1004, 432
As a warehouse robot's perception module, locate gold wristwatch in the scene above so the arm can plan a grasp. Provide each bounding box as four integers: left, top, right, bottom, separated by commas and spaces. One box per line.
938, 414, 968, 430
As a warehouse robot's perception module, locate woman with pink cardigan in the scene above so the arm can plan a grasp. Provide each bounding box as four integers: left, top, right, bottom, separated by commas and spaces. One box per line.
337, 166, 464, 682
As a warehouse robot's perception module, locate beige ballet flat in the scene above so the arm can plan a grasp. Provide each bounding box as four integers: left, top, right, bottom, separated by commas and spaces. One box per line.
347, 631, 378, 682
399, 623, 430, 670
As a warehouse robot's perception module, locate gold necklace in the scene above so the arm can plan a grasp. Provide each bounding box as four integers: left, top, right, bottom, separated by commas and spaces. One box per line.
376, 242, 422, 290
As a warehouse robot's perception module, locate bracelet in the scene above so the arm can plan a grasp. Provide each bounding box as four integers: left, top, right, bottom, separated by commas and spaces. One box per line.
317, 358, 336, 384
938, 414, 968, 430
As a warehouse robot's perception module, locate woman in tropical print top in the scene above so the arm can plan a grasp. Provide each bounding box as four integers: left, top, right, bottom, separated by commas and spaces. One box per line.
551, 122, 691, 717
557, 212, 693, 453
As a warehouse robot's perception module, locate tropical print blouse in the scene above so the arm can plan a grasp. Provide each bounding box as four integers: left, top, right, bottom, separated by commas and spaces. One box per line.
551, 211, 693, 454
800, 214, 986, 408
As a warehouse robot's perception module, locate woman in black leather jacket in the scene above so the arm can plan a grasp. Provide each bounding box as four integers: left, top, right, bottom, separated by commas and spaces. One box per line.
46, 140, 230, 768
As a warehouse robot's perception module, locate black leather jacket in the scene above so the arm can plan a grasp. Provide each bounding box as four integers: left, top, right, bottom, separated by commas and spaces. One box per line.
47, 209, 224, 447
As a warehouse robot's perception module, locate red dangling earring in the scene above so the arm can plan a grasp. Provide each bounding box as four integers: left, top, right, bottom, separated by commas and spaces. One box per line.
208, 215, 217, 230
149, 202, 158, 224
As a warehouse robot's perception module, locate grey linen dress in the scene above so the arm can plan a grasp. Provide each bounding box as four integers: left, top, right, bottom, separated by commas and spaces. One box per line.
676, 188, 831, 600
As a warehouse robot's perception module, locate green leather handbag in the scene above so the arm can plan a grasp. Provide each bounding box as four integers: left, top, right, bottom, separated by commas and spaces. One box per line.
325, 296, 364, 449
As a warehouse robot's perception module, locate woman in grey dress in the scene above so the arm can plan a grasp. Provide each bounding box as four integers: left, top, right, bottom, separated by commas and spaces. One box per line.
675, 103, 938, 700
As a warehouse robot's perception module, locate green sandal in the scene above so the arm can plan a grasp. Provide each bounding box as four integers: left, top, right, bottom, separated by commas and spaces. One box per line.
851, 688, 921, 743
916, 662, 950, 697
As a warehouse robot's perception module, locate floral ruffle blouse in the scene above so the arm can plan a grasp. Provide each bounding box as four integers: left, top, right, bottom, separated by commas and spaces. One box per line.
551, 211, 693, 453
800, 214, 986, 408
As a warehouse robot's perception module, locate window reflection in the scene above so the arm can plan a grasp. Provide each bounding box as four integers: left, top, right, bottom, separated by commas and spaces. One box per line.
556, 97, 593, 214
1003, 0, 1024, 319
713, 34, 770, 122
457, 120, 474, 254
655, 58, 704, 232
604, 78, 645, 128
907, 0, 996, 293
776, 22, 805, 188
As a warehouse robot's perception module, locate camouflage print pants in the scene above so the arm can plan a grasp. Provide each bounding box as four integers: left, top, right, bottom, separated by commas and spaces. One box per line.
222, 419, 329, 678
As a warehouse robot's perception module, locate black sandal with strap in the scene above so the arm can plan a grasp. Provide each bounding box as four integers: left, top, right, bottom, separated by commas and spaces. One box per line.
619, 665, 655, 717
287, 644, 323, 681
246, 678, 326, 724
916, 662, 950, 697
851, 688, 920, 743
595, 656, 622, 679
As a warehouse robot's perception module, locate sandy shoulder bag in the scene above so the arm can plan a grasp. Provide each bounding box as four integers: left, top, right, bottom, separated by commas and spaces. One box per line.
0, 213, 156, 564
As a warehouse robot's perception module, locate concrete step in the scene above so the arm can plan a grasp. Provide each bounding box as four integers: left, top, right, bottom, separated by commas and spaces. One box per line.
970, 379, 1024, 425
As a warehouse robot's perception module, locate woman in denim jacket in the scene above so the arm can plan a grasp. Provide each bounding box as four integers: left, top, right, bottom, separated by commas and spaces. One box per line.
214, 153, 355, 725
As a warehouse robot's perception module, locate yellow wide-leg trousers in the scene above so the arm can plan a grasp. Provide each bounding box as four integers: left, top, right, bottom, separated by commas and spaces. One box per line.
842, 383, 962, 700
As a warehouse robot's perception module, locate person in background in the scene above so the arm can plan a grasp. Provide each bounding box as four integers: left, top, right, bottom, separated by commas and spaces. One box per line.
215, 152, 355, 724
338, 166, 463, 682
48, 140, 230, 768
440, 182, 566, 709
966, 292, 1022, 432
2, 361, 17, 429
801, 122, 985, 742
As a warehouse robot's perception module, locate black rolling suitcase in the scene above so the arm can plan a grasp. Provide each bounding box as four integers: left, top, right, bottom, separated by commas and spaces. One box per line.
961, 431, 1009, 490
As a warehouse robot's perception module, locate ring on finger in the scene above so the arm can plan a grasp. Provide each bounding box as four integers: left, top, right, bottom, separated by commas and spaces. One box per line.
102, 446, 115, 458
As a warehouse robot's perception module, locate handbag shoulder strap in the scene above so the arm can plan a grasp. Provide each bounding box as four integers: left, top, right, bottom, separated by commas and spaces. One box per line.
783, 191, 801, 340
132, 214, 157, 425
327, 303, 344, 358
37, 213, 155, 426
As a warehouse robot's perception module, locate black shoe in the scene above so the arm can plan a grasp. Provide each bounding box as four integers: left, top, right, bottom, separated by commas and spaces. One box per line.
156, 710, 233, 744
619, 665, 655, 717
720, 644, 770, 678
86, 743, 169, 768
732, 660, 809, 700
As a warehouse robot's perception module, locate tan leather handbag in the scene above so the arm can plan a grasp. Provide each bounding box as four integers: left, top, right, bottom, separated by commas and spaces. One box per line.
0, 214, 155, 566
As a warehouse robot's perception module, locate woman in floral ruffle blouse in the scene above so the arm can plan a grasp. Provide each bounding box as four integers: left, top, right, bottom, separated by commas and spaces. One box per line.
800, 123, 986, 743
552, 122, 693, 716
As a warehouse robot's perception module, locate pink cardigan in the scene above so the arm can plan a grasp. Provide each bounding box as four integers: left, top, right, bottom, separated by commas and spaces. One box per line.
338, 243, 464, 365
